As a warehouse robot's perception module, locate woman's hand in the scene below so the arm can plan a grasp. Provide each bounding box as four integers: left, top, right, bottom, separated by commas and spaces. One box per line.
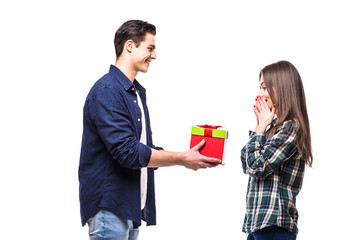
253, 96, 275, 133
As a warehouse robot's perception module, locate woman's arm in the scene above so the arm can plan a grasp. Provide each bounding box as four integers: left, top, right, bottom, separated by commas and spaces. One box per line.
241, 120, 298, 178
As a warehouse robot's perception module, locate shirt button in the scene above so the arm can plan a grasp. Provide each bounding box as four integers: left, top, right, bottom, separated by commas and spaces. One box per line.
134, 100, 137, 103
138, 118, 141, 122
132, 87, 135, 91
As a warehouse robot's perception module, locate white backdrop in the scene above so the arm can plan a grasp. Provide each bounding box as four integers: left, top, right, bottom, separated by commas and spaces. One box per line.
1, 0, 359, 239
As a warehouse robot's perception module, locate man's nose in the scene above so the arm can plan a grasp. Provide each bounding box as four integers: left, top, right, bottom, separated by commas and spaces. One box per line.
151, 51, 157, 60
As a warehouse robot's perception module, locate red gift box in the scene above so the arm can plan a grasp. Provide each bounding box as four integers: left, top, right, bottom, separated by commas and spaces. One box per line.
189, 125, 228, 164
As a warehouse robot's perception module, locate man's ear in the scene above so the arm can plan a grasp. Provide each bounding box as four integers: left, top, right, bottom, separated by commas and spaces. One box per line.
124, 40, 134, 53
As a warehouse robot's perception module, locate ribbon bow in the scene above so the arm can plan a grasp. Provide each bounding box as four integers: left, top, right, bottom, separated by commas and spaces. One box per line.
196, 124, 222, 129
196, 125, 222, 137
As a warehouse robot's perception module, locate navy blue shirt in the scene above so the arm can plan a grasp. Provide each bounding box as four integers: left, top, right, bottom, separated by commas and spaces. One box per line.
79, 65, 160, 227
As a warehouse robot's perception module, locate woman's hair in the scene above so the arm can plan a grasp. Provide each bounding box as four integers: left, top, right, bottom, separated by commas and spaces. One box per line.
261, 60, 313, 167
114, 20, 156, 58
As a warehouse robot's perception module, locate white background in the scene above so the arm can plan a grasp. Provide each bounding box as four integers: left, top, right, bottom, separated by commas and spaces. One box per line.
1, 0, 359, 239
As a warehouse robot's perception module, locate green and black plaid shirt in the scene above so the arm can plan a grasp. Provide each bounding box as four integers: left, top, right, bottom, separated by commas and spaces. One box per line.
241, 120, 305, 235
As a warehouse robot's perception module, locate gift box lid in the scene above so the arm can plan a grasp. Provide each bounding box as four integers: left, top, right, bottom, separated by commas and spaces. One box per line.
191, 125, 227, 139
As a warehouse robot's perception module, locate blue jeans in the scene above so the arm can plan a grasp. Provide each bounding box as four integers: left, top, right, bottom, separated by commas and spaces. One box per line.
247, 226, 296, 240
87, 209, 139, 240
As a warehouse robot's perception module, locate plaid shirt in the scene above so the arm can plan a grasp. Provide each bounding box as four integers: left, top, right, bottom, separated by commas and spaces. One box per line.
241, 120, 305, 235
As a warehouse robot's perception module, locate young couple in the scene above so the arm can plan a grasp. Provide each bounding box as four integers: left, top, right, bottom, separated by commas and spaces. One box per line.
78, 20, 313, 240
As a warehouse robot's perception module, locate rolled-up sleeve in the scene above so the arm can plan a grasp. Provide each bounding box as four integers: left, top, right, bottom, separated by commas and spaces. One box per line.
91, 86, 151, 170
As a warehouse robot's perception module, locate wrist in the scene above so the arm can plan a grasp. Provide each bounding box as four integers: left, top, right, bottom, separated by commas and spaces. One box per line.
254, 124, 267, 133
176, 151, 187, 167
165, 151, 184, 166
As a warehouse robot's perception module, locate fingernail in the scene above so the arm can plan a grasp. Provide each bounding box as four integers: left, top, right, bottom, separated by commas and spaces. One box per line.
273, 105, 276, 108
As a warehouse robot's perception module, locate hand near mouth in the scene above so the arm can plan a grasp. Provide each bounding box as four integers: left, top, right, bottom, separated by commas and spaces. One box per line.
253, 96, 276, 133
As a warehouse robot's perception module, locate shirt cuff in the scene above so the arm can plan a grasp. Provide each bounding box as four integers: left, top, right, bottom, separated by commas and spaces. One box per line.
138, 143, 152, 168
249, 130, 266, 143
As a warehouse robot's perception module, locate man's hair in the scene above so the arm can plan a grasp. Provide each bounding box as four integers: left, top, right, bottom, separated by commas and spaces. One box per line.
114, 20, 156, 58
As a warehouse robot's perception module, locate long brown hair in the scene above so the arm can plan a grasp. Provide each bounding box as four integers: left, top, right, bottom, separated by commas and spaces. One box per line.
261, 60, 313, 167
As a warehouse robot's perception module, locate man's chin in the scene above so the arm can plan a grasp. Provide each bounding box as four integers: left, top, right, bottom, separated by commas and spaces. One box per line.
140, 67, 149, 73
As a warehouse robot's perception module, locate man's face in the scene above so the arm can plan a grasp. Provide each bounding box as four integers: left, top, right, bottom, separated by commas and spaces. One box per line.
132, 33, 156, 73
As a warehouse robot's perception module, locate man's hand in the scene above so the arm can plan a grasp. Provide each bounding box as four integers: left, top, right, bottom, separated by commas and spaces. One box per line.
148, 139, 222, 170
181, 139, 222, 170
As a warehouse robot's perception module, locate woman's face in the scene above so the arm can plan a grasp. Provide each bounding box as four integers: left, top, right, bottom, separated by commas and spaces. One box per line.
258, 74, 275, 110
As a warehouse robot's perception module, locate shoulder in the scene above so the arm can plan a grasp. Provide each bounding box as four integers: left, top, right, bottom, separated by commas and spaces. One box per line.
276, 120, 298, 133
92, 73, 118, 90
87, 73, 124, 99
270, 120, 298, 144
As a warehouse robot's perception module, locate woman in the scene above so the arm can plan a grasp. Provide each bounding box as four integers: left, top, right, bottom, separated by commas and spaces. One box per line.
241, 61, 313, 240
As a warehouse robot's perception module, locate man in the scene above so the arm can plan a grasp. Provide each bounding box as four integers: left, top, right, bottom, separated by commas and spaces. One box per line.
79, 20, 221, 240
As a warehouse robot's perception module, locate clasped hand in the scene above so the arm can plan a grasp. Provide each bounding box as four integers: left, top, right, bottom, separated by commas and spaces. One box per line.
254, 96, 275, 133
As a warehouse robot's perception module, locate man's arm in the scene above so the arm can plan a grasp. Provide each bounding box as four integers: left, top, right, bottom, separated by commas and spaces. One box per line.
147, 139, 221, 170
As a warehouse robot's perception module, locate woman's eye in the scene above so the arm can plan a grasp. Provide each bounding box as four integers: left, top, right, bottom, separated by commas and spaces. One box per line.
260, 83, 267, 90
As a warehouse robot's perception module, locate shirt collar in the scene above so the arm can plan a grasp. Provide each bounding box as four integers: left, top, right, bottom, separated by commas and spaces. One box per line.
272, 115, 278, 127
265, 117, 278, 133
109, 65, 139, 92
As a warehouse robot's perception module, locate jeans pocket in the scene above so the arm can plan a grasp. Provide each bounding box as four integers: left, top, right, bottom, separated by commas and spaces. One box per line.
88, 211, 105, 239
